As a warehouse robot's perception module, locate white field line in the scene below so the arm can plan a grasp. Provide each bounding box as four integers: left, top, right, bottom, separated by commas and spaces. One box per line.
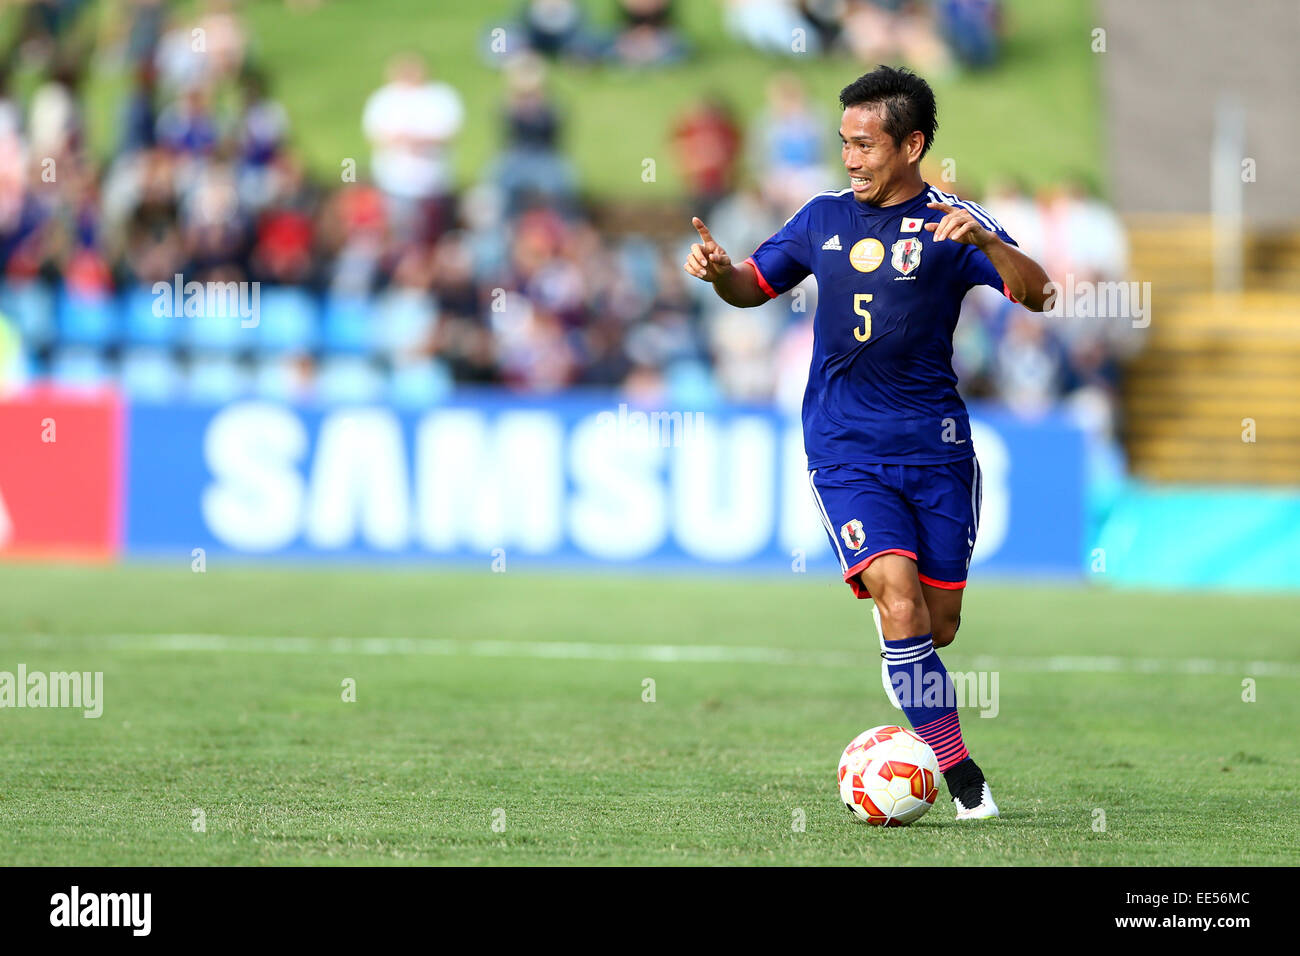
1, 632, 1298, 678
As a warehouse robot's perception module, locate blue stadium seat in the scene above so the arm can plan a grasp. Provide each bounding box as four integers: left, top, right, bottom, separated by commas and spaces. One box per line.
50, 346, 111, 388
186, 354, 253, 403
17, 348, 39, 384
254, 286, 320, 354
183, 286, 257, 352
321, 294, 373, 356
389, 358, 453, 408
665, 358, 721, 408
316, 356, 384, 403
373, 289, 437, 357
21, 344, 47, 379
253, 357, 311, 402
120, 348, 183, 401
56, 289, 119, 347
0, 281, 56, 349
121, 283, 179, 347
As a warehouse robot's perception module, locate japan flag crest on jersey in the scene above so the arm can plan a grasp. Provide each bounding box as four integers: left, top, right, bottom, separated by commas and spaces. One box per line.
891, 237, 923, 275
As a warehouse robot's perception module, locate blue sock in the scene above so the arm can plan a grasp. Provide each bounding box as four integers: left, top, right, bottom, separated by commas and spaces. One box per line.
883, 634, 970, 772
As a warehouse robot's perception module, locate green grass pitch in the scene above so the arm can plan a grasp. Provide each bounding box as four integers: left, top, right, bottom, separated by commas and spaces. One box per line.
0, 564, 1296, 866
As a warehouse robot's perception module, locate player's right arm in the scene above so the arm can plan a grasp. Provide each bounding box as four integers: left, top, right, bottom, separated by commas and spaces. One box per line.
683, 217, 770, 308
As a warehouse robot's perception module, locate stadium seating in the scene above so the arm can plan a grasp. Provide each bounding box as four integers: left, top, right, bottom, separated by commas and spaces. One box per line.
389, 358, 453, 408
121, 284, 180, 347
56, 289, 119, 348
50, 346, 112, 388
373, 289, 437, 358
184, 300, 254, 353
187, 354, 254, 402
665, 358, 721, 407
321, 294, 373, 356
120, 347, 184, 401
1122, 217, 1300, 484
316, 356, 386, 403
0, 281, 56, 350
253, 356, 312, 402
254, 286, 321, 354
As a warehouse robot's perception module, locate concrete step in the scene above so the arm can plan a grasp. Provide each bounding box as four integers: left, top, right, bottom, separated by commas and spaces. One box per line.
1139, 325, 1300, 342
1127, 434, 1300, 456
1124, 417, 1300, 438
1123, 395, 1300, 418
1128, 354, 1300, 373
1133, 460, 1300, 484
1125, 377, 1300, 393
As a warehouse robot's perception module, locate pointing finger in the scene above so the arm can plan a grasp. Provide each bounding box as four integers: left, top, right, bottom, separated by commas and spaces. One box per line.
692, 216, 716, 246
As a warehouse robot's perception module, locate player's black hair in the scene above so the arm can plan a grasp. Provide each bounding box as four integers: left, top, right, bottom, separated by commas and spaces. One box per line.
839, 66, 938, 160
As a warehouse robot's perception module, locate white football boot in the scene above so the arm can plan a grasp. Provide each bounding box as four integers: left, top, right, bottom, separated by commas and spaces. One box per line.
872, 603, 903, 710
954, 781, 1000, 820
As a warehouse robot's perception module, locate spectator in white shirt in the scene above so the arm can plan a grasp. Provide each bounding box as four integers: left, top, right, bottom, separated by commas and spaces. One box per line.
362, 53, 465, 242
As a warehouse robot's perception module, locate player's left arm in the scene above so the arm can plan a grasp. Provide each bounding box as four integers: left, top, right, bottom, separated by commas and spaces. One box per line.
925, 202, 1054, 312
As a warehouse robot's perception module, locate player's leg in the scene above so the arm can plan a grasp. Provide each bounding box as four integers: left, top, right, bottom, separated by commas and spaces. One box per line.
859, 554, 961, 766
807, 464, 919, 709
869, 603, 899, 706
859, 552, 930, 640
921, 582, 963, 648
862, 553, 993, 819
911, 454, 981, 646
904, 456, 997, 819
809, 462, 992, 823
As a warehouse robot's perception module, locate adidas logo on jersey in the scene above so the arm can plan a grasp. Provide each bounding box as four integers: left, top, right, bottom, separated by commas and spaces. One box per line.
821, 234, 842, 250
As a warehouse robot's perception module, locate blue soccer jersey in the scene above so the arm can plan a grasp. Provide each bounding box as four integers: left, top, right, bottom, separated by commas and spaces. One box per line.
746, 183, 1016, 466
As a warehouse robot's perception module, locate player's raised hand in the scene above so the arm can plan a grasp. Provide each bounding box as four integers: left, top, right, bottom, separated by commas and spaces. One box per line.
924, 202, 993, 247
684, 217, 733, 282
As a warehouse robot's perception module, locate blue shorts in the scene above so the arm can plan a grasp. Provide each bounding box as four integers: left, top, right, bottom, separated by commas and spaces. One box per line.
807, 458, 983, 599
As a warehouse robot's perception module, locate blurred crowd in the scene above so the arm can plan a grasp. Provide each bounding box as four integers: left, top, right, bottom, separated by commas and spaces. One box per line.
493, 0, 690, 67
726, 0, 1003, 71
505, 0, 1004, 72
0, 0, 1129, 433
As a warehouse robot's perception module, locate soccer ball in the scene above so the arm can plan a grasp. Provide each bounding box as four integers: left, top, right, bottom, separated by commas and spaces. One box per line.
837, 725, 940, 826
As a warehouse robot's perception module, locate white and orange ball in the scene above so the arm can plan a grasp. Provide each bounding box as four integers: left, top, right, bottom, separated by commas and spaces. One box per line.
837, 725, 940, 826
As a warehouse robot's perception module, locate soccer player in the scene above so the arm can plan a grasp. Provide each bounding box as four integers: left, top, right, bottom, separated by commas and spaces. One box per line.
683, 66, 1052, 820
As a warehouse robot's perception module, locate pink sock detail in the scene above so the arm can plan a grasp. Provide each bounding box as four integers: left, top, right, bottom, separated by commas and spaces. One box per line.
913, 711, 970, 772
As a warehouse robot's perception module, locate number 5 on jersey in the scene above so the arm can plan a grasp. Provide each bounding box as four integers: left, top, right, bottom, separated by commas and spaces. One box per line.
853, 293, 873, 342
